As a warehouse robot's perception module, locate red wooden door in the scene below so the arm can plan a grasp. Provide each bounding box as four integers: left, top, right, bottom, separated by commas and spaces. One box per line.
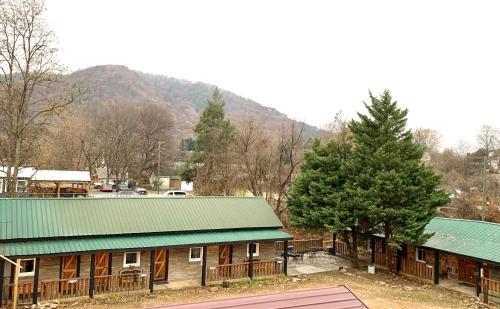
219, 245, 231, 265
154, 249, 168, 281
60, 255, 78, 292
95, 253, 110, 290
465, 260, 476, 284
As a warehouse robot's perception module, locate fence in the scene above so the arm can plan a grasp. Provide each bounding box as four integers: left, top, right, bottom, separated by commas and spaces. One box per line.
400, 259, 434, 280
206, 260, 283, 282
481, 277, 500, 305
276, 239, 323, 253
1, 274, 149, 307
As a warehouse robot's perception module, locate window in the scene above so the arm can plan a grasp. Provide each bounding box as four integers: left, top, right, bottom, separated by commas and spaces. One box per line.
415, 248, 426, 263
16, 180, 28, 193
247, 243, 260, 257
19, 259, 35, 277
123, 252, 140, 267
189, 247, 203, 262
0, 179, 3, 193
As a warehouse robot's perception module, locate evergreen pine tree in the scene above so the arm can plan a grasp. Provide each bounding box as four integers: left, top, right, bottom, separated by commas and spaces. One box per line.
180, 88, 236, 195
348, 90, 450, 270
288, 137, 369, 267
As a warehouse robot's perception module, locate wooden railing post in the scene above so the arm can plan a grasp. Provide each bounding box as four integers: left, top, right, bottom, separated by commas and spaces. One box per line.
201, 246, 207, 287
248, 243, 254, 280
89, 254, 96, 298
475, 261, 481, 297
483, 281, 489, 304
33, 257, 41, 305
433, 250, 440, 285
396, 250, 402, 274
149, 250, 154, 293
283, 240, 288, 276
370, 237, 375, 264
332, 233, 337, 255
0, 259, 4, 307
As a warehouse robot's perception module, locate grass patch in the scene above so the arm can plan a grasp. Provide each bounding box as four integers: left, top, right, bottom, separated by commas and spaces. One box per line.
233, 278, 271, 288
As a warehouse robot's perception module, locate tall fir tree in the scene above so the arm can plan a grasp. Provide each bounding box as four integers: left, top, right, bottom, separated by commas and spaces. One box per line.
348, 90, 450, 270
180, 88, 236, 195
288, 136, 370, 267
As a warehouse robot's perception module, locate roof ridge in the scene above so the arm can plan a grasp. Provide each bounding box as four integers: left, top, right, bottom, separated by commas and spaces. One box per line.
0, 196, 265, 201
433, 216, 500, 227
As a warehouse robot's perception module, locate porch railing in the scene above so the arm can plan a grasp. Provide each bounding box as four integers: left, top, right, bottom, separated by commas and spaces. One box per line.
94, 274, 150, 295
206, 260, 283, 282
2, 274, 149, 306
481, 277, 500, 305
276, 239, 324, 253
400, 259, 434, 280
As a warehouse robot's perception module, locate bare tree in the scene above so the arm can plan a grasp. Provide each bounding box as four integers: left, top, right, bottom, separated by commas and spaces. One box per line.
269, 121, 307, 220
0, 0, 83, 195
235, 119, 272, 197
413, 128, 442, 153
477, 125, 499, 154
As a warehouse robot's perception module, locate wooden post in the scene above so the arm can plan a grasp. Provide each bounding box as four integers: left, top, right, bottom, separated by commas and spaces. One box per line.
12, 259, 20, 309
201, 246, 207, 287
248, 243, 254, 280
149, 250, 155, 293
332, 233, 337, 255
56, 182, 61, 198
475, 261, 481, 297
370, 237, 375, 264
396, 250, 402, 274
33, 257, 41, 305
433, 250, 440, 285
89, 254, 96, 298
0, 259, 4, 307
283, 240, 288, 276
483, 282, 489, 304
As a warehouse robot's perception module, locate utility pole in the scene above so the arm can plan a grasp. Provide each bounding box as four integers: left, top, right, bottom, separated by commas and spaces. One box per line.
157, 142, 162, 195
481, 156, 487, 221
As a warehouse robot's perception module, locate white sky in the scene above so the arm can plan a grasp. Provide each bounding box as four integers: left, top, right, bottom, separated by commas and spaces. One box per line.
45, 0, 500, 149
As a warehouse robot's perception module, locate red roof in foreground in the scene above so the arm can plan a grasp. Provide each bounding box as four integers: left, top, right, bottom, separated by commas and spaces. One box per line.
154, 286, 368, 309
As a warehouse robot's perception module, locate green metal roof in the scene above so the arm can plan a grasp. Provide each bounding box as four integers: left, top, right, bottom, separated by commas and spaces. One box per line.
0, 197, 283, 240
422, 217, 500, 264
0, 228, 291, 257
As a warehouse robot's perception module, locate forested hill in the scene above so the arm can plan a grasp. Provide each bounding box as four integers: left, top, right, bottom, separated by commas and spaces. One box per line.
69, 65, 319, 139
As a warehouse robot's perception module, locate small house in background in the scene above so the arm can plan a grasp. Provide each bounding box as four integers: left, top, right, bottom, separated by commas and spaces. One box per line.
94, 167, 128, 183
150, 175, 184, 191
0, 167, 91, 197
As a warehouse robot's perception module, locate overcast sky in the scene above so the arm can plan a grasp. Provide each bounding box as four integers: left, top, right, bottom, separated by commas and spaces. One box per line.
45, 0, 499, 149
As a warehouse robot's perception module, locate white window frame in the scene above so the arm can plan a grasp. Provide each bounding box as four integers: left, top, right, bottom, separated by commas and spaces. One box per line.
189, 247, 203, 262
16, 179, 28, 193
247, 243, 260, 257
123, 252, 141, 267
0, 179, 3, 193
415, 248, 426, 263
19, 258, 36, 277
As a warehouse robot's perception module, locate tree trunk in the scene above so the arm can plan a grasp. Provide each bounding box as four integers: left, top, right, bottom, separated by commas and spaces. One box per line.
384, 225, 396, 273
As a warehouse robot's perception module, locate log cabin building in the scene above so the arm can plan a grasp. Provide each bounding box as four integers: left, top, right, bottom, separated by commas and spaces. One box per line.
0, 197, 292, 307
367, 218, 500, 301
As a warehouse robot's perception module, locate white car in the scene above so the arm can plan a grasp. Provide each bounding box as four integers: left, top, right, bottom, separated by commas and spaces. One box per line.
163, 190, 187, 197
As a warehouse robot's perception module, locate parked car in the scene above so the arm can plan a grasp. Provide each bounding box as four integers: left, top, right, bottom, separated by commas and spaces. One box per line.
135, 187, 148, 195
100, 184, 113, 192
163, 190, 187, 197
93, 181, 103, 189
118, 183, 129, 191
117, 190, 139, 197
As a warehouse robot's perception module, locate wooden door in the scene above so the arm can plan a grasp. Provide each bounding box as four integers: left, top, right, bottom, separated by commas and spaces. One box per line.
154, 249, 168, 282
458, 257, 466, 282
95, 253, 110, 291
60, 255, 78, 292
219, 245, 231, 265
465, 260, 476, 284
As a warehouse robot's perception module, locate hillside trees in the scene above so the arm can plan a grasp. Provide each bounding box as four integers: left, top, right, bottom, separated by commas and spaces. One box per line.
181, 88, 237, 195
0, 0, 83, 195
41, 101, 174, 184
348, 91, 450, 271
